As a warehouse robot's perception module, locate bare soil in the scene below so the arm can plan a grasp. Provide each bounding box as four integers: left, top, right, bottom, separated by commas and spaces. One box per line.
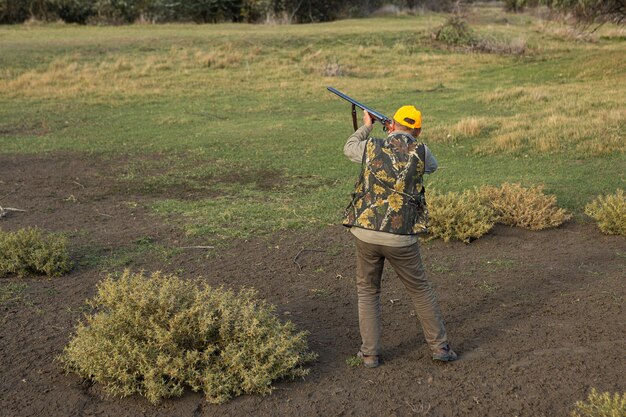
1, 152, 624, 417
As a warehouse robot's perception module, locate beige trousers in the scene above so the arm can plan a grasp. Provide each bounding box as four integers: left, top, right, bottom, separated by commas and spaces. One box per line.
355, 237, 449, 356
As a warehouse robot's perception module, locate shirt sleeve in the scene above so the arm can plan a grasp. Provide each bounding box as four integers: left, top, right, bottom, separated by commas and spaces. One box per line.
343, 125, 373, 163
423, 144, 438, 174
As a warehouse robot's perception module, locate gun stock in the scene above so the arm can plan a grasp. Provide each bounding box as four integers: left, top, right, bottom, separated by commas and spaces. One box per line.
327, 87, 392, 132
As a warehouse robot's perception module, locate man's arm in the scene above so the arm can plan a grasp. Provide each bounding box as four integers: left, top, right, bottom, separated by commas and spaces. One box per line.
343, 124, 373, 163
423, 145, 438, 174
343, 111, 374, 163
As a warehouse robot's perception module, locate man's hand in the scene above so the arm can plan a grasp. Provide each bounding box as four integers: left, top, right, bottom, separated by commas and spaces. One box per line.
363, 110, 374, 128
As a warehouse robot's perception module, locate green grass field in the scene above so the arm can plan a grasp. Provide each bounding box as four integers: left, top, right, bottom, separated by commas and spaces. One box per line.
1, 5, 624, 241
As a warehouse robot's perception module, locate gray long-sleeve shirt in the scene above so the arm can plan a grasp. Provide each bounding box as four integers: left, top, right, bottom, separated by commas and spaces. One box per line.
343, 125, 438, 247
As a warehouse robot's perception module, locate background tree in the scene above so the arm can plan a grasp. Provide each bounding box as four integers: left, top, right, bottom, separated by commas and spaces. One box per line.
545, 0, 626, 24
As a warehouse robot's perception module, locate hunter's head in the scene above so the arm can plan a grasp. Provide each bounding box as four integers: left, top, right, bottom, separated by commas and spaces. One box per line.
391, 105, 421, 137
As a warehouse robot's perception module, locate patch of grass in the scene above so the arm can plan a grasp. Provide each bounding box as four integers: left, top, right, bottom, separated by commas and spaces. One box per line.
151, 183, 345, 240
61, 270, 316, 404
346, 354, 363, 367
0, 6, 624, 241
0, 227, 72, 278
584, 189, 626, 236
0, 282, 29, 304
571, 388, 626, 417
452, 116, 486, 138
473, 79, 625, 157
78, 239, 181, 271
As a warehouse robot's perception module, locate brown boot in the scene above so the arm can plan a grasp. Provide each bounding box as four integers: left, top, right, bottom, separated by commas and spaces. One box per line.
357, 351, 380, 368
432, 344, 458, 362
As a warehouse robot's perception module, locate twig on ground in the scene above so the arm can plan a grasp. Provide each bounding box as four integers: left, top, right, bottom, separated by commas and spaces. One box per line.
0, 205, 27, 218
180, 246, 214, 249
96, 211, 113, 218
73, 180, 85, 189
293, 248, 326, 271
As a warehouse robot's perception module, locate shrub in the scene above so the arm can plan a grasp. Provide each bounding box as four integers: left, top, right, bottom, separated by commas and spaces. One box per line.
479, 183, 571, 230
433, 16, 527, 55
434, 16, 476, 46
544, 0, 626, 25
572, 388, 626, 417
61, 270, 316, 404
584, 189, 626, 236
427, 190, 495, 243
0, 227, 72, 278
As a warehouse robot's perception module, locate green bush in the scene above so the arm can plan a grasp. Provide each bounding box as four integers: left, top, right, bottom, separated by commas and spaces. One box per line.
427, 190, 495, 243
584, 189, 626, 236
479, 183, 572, 230
572, 388, 626, 417
61, 270, 316, 404
0, 227, 72, 278
434, 16, 476, 46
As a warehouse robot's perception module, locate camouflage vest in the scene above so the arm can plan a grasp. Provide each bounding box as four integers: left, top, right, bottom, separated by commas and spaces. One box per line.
343, 133, 428, 235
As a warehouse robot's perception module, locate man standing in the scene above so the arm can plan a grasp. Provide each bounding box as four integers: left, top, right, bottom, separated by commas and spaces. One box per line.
343, 106, 456, 368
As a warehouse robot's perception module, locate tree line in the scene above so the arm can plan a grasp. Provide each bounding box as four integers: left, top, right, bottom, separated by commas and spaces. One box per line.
505, 0, 625, 25
1, 0, 623, 24
0, 0, 456, 24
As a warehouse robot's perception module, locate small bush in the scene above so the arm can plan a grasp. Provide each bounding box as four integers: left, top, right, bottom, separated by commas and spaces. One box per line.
434, 16, 527, 55
584, 189, 626, 236
427, 190, 495, 243
572, 388, 626, 417
434, 16, 476, 46
0, 227, 72, 278
479, 183, 571, 230
61, 270, 316, 404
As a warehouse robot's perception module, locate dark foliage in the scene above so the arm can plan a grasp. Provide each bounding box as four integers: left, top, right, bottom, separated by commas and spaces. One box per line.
507, 0, 625, 24
0, 0, 464, 24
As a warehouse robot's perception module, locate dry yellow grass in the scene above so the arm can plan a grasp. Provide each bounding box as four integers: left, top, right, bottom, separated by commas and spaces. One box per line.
0, 24, 482, 101
476, 79, 626, 156
453, 117, 485, 137
0, 45, 260, 99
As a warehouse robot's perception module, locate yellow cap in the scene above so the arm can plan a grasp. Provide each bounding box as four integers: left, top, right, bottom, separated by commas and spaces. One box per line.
393, 105, 422, 129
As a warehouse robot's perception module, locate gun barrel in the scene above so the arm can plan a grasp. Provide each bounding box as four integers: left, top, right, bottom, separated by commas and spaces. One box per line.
327, 87, 391, 125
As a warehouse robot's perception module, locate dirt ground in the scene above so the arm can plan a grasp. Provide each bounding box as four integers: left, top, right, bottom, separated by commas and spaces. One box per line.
1, 152, 624, 417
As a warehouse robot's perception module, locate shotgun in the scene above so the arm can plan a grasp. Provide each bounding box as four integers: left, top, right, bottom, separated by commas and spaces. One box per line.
327, 87, 392, 132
